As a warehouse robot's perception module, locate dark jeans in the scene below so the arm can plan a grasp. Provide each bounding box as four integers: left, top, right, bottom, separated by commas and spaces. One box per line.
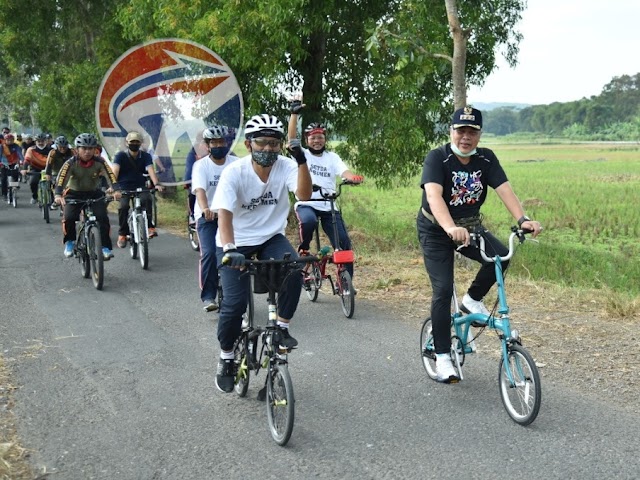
63, 191, 113, 250
117, 192, 154, 235
295, 205, 354, 278
215, 234, 302, 351
197, 216, 219, 303
416, 210, 508, 354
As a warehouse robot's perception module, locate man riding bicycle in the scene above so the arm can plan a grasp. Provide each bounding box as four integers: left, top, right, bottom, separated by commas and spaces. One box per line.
211, 113, 312, 393
111, 131, 164, 248
1, 133, 23, 201
45, 136, 75, 209
22, 133, 52, 204
54, 133, 120, 261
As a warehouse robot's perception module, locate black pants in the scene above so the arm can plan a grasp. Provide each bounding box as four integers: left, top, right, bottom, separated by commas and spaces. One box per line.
417, 210, 509, 354
28, 171, 41, 200
63, 191, 113, 249
117, 192, 154, 235
0, 166, 19, 196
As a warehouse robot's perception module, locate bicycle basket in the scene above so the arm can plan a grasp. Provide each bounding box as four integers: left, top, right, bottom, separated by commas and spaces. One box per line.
332, 250, 354, 264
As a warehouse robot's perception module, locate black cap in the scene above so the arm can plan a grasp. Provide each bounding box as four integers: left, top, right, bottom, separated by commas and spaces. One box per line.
452, 106, 482, 130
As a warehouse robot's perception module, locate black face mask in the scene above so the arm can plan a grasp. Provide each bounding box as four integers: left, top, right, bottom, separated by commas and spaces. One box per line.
128, 143, 141, 152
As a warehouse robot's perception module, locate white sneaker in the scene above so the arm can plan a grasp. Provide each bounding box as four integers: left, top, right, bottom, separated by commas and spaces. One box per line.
435, 354, 459, 383
461, 294, 490, 316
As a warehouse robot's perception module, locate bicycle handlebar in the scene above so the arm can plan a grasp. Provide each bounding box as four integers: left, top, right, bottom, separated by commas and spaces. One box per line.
459, 226, 535, 263
64, 196, 112, 205
222, 254, 319, 267
310, 180, 357, 201
119, 187, 157, 195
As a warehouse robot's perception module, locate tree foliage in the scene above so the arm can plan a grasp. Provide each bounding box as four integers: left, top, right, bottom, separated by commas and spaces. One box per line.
483, 73, 640, 139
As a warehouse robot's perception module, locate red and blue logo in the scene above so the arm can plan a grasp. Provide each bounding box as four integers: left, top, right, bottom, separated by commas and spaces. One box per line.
95, 38, 243, 180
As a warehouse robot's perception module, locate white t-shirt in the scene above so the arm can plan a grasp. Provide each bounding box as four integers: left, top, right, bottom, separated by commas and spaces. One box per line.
191, 155, 239, 219
212, 155, 299, 247
296, 148, 349, 212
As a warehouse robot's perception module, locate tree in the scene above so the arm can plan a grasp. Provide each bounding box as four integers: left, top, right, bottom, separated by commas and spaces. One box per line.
0, 0, 134, 135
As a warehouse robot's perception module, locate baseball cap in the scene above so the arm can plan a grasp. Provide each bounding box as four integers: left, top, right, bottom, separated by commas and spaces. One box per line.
125, 131, 144, 142
451, 106, 482, 130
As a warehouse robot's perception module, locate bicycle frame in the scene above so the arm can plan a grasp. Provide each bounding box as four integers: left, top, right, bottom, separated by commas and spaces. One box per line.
420, 226, 541, 425
301, 181, 357, 317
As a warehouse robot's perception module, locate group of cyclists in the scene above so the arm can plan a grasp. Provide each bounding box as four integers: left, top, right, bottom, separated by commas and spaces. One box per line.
2, 102, 544, 391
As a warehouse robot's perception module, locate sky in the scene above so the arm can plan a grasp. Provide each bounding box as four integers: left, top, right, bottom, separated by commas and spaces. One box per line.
467, 0, 640, 106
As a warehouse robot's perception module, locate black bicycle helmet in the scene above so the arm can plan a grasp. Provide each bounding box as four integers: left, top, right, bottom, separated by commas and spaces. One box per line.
55, 135, 69, 147
34, 132, 47, 141
74, 133, 99, 148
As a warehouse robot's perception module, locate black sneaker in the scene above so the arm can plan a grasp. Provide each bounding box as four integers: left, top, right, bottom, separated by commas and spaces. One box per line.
277, 327, 298, 350
214, 358, 235, 393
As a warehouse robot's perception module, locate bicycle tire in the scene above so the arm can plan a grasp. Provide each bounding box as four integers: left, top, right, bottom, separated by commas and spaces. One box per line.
337, 269, 355, 318
266, 362, 295, 446
420, 318, 438, 380
88, 225, 104, 290
129, 216, 138, 260
138, 215, 149, 270
10, 188, 17, 208
43, 191, 50, 223
244, 281, 254, 327
188, 223, 200, 251
78, 233, 91, 279
152, 191, 158, 228
234, 334, 250, 397
304, 262, 321, 302
498, 343, 541, 426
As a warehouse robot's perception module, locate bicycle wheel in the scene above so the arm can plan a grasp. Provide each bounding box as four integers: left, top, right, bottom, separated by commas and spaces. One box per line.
337, 269, 355, 318
78, 235, 91, 279
243, 282, 254, 327
234, 334, 250, 397
188, 221, 200, 251
304, 262, 321, 302
129, 216, 138, 259
498, 343, 541, 426
138, 215, 149, 270
151, 191, 158, 227
266, 362, 295, 446
42, 189, 50, 223
88, 225, 104, 290
420, 318, 438, 380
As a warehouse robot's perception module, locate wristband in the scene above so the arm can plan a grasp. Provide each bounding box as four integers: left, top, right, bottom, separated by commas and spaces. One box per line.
517, 215, 531, 227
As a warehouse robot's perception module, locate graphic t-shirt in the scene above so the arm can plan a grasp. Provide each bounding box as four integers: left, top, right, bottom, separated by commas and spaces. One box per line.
191, 154, 239, 219
212, 155, 299, 247
420, 144, 508, 219
295, 149, 349, 212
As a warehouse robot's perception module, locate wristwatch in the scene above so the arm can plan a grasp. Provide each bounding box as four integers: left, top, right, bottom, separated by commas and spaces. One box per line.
223, 243, 236, 252
517, 215, 531, 227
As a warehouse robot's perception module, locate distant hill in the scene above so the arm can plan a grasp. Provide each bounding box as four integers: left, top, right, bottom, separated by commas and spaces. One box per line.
472, 102, 531, 111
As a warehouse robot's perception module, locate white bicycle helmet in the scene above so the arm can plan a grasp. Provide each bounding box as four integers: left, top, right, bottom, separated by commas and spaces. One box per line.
244, 114, 284, 139
203, 125, 229, 140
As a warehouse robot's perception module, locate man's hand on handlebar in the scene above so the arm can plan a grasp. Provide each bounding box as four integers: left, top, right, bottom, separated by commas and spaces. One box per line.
520, 220, 543, 238
222, 250, 246, 268
446, 226, 470, 246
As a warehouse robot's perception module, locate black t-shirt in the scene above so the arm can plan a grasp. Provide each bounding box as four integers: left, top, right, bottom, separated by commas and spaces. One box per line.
420, 144, 508, 219
113, 150, 152, 189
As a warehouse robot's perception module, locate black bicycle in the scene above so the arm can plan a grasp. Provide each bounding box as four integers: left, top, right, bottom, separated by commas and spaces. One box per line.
230, 254, 317, 446
3, 165, 21, 208
66, 196, 111, 290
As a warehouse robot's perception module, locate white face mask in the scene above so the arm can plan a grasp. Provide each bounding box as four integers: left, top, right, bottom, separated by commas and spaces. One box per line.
451, 143, 476, 158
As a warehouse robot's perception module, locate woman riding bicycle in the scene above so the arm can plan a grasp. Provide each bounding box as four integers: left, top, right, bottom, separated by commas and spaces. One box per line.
287, 98, 363, 281
417, 106, 543, 383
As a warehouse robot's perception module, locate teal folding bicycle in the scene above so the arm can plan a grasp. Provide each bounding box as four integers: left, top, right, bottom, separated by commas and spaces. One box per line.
421, 226, 542, 425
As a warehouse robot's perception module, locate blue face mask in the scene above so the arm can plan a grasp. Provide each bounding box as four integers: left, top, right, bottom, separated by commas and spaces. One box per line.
252, 150, 278, 167
210, 146, 230, 159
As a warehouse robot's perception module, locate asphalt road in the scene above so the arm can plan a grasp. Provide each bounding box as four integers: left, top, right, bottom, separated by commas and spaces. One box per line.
1, 199, 639, 479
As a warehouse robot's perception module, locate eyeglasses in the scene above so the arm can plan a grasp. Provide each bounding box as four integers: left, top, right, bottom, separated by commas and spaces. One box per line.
251, 138, 282, 148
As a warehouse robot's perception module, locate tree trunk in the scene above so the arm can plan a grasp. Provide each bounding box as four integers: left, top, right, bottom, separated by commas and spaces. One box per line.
444, 0, 468, 109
